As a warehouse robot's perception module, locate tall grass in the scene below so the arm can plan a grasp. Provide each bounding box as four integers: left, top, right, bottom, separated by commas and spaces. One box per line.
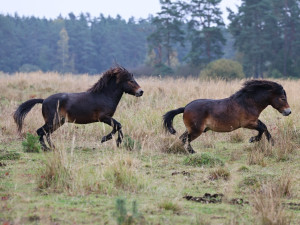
251, 176, 293, 225
1, 72, 300, 214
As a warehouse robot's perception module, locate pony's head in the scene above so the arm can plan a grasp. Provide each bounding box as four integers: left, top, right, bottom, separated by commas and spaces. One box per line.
88, 66, 143, 97
241, 80, 291, 116
269, 88, 291, 116
116, 67, 143, 97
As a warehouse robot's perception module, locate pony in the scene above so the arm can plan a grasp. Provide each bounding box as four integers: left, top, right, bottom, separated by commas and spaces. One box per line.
163, 80, 291, 153
13, 66, 143, 150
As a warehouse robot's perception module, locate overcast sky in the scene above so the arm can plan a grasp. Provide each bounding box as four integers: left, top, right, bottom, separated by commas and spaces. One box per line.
0, 0, 241, 24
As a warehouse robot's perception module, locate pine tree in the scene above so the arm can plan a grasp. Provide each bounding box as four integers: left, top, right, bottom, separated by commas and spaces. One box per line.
228, 0, 275, 78
148, 0, 185, 67
181, 0, 225, 65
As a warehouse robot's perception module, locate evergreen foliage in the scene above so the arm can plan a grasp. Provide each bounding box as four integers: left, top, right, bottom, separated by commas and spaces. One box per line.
228, 0, 300, 78
2, 0, 300, 78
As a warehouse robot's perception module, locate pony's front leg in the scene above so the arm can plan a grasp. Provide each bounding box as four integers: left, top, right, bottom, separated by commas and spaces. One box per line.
100, 117, 123, 146
247, 120, 274, 145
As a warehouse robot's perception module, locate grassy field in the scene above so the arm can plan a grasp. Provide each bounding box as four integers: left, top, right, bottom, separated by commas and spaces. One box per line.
0, 72, 300, 225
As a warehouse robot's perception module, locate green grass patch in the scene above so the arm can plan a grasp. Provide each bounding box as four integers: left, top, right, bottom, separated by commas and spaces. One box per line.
123, 135, 142, 151
22, 133, 41, 153
183, 152, 224, 167
0, 151, 21, 160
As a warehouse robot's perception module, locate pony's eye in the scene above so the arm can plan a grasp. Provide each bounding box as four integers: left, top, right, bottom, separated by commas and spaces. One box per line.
281, 98, 286, 101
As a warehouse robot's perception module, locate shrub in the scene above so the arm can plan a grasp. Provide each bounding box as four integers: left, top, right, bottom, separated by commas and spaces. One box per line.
22, 133, 41, 153
183, 152, 224, 167
200, 59, 245, 80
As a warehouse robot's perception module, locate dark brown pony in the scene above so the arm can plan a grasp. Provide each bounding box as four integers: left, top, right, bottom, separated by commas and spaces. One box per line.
163, 80, 291, 154
13, 66, 143, 150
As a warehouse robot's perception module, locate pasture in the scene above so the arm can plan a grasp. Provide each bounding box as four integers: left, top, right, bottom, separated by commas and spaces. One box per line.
0, 72, 300, 224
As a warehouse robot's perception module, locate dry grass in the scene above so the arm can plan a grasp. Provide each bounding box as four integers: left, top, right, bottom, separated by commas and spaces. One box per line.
209, 167, 231, 181
251, 179, 293, 225
1, 72, 300, 224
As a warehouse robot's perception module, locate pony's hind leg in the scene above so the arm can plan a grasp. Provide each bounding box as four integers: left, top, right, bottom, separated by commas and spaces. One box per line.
45, 118, 65, 149
37, 124, 51, 151
180, 131, 196, 154
37, 117, 65, 150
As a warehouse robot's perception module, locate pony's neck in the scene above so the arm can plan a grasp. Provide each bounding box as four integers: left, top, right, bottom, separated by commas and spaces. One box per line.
100, 81, 124, 104
234, 92, 271, 115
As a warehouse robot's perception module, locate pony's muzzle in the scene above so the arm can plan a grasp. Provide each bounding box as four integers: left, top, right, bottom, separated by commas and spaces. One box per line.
282, 108, 291, 116
135, 88, 144, 97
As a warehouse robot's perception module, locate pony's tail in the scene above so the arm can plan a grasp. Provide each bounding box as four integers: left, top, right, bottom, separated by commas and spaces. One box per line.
163, 107, 185, 134
13, 98, 44, 133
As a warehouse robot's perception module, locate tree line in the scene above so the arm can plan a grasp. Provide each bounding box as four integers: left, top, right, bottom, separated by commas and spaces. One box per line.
1, 0, 300, 78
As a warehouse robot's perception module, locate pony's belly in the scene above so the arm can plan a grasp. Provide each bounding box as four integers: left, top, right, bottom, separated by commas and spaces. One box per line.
64, 111, 100, 124
209, 126, 239, 132
205, 118, 240, 132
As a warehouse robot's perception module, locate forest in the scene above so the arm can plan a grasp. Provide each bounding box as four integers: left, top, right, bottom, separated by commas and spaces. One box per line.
1, 0, 300, 78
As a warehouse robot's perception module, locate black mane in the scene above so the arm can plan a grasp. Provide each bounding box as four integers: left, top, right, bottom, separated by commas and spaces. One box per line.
232, 80, 284, 99
87, 66, 132, 93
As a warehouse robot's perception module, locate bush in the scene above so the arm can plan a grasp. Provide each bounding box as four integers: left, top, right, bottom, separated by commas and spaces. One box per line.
183, 152, 224, 167
22, 133, 41, 153
200, 59, 245, 80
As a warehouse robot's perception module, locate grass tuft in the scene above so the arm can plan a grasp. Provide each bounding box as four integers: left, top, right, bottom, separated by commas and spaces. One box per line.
161, 137, 187, 154
0, 151, 21, 160
209, 167, 230, 181
229, 131, 245, 143
123, 134, 142, 151
158, 200, 181, 213
183, 152, 224, 167
237, 165, 250, 172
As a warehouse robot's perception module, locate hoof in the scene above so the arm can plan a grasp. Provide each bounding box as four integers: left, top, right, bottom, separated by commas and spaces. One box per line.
116, 138, 123, 147
101, 137, 106, 143
189, 149, 196, 154
101, 134, 112, 143
249, 136, 256, 143
42, 146, 51, 152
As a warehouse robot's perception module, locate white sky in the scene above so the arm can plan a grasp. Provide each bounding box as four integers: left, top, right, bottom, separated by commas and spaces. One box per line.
0, 0, 241, 24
